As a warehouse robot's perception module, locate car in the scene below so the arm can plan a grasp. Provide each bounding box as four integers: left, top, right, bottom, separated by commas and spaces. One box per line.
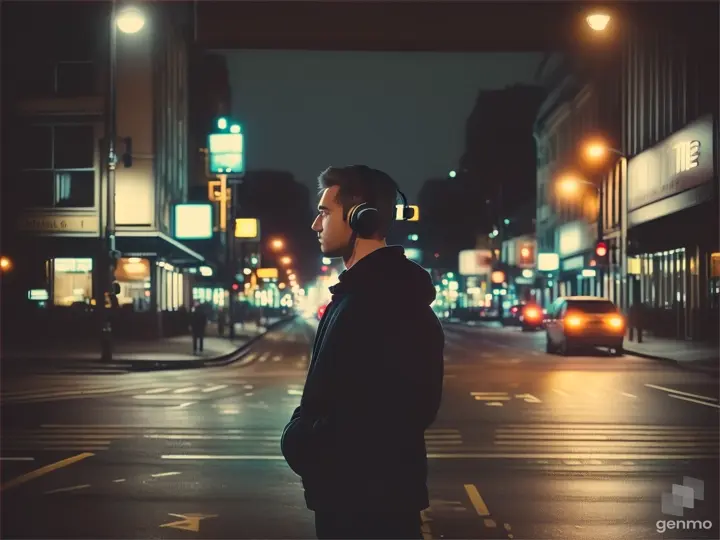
519, 303, 544, 331
503, 304, 525, 326
544, 296, 625, 356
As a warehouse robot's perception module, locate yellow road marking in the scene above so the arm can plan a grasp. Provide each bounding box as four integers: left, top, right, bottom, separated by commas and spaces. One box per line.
484, 518, 496, 527
463, 484, 490, 516
160, 513, 218, 532
0, 452, 93, 492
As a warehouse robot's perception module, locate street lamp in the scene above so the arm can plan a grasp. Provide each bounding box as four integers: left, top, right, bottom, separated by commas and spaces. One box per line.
280, 256, 292, 266
101, 1, 146, 361
586, 11, 611, 32
448, 170, 457, 178
270, 238, 284, 251
581, 139, 624, 164
556, 174, 591, 197
0, 256, 12, 272
116, 6, 145, 34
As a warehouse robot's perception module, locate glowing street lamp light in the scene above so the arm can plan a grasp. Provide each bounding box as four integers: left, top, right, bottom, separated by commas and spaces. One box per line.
280, 256, 292, 266
556, 174, 584, 197
586, 12, 611, 32
270, 238, 284, 251
116, 6, 146, 34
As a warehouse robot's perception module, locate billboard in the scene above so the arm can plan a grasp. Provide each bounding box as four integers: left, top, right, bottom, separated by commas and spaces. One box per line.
208, 133, 245, 174
459, 249, 492, 276
175, 204, 213, 240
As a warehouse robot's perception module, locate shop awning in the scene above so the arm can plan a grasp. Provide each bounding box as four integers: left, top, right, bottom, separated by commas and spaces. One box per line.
116, 231, 205, 264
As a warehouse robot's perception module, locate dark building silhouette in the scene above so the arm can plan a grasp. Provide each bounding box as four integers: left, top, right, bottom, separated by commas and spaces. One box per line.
234, 170, 316, 283
458, 84, 546, 226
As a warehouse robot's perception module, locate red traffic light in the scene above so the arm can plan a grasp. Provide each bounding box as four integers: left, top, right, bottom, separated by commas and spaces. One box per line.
595, 242, 608, 258
321, 265, 328, 272
232, 283, 239, 291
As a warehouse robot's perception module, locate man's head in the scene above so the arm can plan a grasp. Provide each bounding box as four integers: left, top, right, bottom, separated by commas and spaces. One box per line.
312, 165, 398, 261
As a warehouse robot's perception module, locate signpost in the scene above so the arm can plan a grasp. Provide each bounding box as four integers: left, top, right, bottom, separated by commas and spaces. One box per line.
208, 118, 246, 339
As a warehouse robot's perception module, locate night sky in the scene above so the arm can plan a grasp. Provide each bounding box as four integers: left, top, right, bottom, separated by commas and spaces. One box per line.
223, 50, 545, 207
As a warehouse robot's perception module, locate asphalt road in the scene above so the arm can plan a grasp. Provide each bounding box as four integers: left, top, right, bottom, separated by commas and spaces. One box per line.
1, 316, 718, 539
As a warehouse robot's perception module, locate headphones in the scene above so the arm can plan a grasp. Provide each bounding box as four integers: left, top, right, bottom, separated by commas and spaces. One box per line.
345, 166, 415, 239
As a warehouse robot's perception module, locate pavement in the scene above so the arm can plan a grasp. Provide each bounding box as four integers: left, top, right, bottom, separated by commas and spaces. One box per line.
1, 318, 289, 374
1, 316, 719, 539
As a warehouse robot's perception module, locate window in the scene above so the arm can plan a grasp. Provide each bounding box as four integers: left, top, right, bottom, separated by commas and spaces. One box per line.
20, 124, 96, 208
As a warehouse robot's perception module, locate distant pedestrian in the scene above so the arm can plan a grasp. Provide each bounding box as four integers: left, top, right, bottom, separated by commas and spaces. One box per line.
190, 303, 208, 354
281, 165, 445, 539
217, 309, 226, 337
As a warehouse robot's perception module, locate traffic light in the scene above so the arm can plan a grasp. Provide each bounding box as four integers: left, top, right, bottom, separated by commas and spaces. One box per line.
232, 283, 239, 291
595, 241, 609, 265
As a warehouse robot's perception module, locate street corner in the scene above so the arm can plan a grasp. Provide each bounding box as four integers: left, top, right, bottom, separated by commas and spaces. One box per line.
424, 483, 515, 539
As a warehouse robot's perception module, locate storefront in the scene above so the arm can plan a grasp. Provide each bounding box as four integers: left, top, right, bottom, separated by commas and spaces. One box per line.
626, 114, 718, 340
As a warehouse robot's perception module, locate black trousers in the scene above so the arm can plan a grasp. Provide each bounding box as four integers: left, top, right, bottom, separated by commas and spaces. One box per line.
314, 511, 423, 539
192, 333, 204, 352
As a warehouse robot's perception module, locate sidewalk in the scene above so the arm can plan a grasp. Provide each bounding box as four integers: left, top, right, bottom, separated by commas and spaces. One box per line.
623, 333, 719, 374
2, 317, 288, 370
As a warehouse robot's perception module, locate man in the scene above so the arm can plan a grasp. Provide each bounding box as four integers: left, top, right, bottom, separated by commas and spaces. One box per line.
281, 165, 445, 539
190, 302, 207, 354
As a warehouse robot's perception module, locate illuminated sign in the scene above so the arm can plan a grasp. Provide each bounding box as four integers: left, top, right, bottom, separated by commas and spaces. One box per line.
581, 268, 597, 277
537, 253, 560, 272
257, 268, 278, 279
459, 249, 493, 276
235, 218, 260, 239
18, 214, 99, 234
28, 289, 49, 301
396, 205, 419, 221
208, 132, 244, 174
174, 204, 213, 240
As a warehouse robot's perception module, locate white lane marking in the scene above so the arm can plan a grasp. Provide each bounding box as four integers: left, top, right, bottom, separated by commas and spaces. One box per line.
621, 392, 637, 398
502, 423, 717, 430
168, 402, 195, 410
44, 484, 91, 494
645, 383, 719, 402
259, 353, 270, 363
145, 388, 169, 394
551, 388, 570, 396
151, 471, 182, 478
112, 479, 126, 483
201, 385, 228, 393
162, 455, 286, 460
272, 356, 282, 362
236, 352, 258, 366
173, 387, 198, 394
0, 457, 34, 461
145, 434, 280, 441
669, 394, 720, 409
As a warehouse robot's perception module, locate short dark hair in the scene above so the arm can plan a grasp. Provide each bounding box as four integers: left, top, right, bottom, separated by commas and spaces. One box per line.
317, 165, 398, 238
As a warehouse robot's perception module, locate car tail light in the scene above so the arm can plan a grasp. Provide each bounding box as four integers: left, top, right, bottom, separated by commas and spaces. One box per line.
525, 307, 540, 319
565, 315, 583, 328
606, 315, 624, 329
511, 307, 518, 314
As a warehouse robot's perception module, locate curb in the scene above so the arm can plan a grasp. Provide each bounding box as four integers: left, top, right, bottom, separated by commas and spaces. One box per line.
622, 348, 720, 376
106, 316, 297, 372
5, 317, 296, 374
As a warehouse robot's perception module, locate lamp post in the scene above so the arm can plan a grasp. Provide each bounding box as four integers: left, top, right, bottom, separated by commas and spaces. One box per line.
100, 2, 145, 361
580, 141, 629, 312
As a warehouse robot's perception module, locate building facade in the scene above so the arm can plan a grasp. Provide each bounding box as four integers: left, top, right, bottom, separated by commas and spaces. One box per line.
1, 3, 204, 339
535, 4, 719, 341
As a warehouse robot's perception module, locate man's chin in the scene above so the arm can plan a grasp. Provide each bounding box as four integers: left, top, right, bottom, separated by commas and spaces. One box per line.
320, 244, 345, 259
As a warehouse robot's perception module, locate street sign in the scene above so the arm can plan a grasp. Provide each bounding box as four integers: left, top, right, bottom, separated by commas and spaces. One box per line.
396, 204, 419, 221
174, 204, 213, 240
257, 267, 278, 279
235, 218, 260, 240
208, 128, 244, 175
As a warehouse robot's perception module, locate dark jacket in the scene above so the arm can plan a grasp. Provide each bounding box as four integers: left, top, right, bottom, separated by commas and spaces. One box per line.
191, 306, 207, 334
280, 246, 445, 512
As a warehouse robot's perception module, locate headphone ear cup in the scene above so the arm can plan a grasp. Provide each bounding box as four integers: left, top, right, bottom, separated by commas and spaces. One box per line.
402, 206, 415, 221
351, 205, 380, 238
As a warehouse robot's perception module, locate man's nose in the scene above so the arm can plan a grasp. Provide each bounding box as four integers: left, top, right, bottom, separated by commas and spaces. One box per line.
311, 216, 321, 231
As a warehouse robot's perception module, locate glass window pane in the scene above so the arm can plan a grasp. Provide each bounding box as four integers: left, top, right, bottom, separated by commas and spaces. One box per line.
54, 170, 94, 208
56, 62, 95, 97
21, 170, 54, 207
54, 125, 94, 169
18, 125, 53, 169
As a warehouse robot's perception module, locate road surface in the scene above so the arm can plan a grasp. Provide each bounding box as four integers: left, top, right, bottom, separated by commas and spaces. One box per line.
2, 317, 718, 539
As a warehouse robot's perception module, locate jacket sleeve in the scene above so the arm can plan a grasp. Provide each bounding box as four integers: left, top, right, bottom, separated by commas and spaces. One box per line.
280, 405, 307, 476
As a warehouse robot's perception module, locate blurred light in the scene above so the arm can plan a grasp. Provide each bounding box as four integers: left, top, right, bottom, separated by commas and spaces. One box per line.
217, 118, 228, 130
606, 315, 624, 329
565, 314, 583, 328
521, 247, 531, 258
491, 271, 505, 284
447, 272, 454, 278
503, 218, 510, 225
230, 124, 241, 134
250, 257, 258, 265
449, 170, 457, 178
321, 265, 328, 272
582, 268, 597, 278
0, 256, 12, 272
586, 12, 611, 32
116, 6, 145, 34
280, 256, 292, 266
434, 253, 439, 258
232, 283, 239, 291
270, 238, 284, 251
322, 257, 332, 265
408, 234, 419, 242
522, 269, 533, 279
243, 268, 251, 275
556, 174, 583, 197
595, 241, 608, 258
584, 141, 608, 161
199, 266, 213, 277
